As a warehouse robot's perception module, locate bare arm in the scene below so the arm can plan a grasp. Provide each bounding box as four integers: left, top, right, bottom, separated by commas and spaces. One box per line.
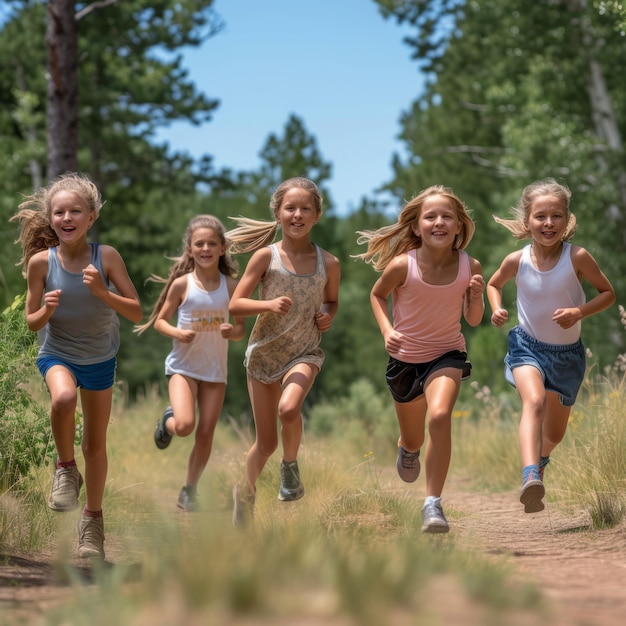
463, 256, 485, 327
153, 276, 198, 343
229, 248, 292, 317
315, 251, 341, 332
553, 246, 616, 329
369, 255, 408, 354
86, 245, 142, 323
221, 276, 246, 341
25, 251, 56, 332
487, 251, 521, 327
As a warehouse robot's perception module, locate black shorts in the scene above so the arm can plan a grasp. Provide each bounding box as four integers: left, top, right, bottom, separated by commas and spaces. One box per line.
386, 350, 472, 403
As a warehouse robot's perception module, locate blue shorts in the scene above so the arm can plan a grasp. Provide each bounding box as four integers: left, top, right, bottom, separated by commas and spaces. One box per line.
504, 326, 585, 407
37, 356, 117, 391
386, 350, 472, 403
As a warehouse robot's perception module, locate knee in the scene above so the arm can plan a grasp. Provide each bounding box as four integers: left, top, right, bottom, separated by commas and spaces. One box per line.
174, 422, 194, 438
50, 389, 77, 416
278, 404, 302, 426
427, 409, 451, 435
82, 438, 106, 461
257, 436, 278, 458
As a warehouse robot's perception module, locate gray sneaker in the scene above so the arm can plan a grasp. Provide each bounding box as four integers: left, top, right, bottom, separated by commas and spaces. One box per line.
278, 460, 305, 502
154, 406, 173, 450
232, 483, 255, 529
177, 485, 198, 512
396, 446, 421, 483
519, 477, 545, 513
48, 465, 83, 511
421, 500, 450, 534
77, 514, 105, 559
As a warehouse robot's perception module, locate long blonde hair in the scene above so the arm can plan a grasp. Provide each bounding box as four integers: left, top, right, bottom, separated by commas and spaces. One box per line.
354, 185, 475, 272
227, 177, 323, 254
494, 178, 577, 240
135, 215, 237, 334
10, 172, 103, 274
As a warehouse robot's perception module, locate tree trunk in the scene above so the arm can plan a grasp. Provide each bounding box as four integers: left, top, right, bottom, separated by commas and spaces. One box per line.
46, 0, 78, 178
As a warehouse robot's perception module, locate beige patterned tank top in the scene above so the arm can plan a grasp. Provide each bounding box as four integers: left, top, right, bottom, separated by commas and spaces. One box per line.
244, 243, 326, 384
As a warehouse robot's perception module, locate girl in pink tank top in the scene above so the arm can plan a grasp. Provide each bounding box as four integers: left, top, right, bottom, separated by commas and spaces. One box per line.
356, 185, 484, 534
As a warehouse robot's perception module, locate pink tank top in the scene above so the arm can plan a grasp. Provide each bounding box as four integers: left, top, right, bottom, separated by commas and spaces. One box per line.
390, 249, 470, 363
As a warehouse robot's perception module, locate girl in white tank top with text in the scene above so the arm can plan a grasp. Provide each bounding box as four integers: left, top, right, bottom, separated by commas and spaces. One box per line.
136, 215, 245, 513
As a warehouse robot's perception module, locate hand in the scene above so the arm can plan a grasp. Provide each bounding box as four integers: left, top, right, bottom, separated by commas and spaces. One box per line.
220, 322, 234, 338
315, 310, 332, 332
468, 274, 485, 299
82, 263, 107, 298
383, 328, 404, 353
553, 307, 583, 329
43, 289, 62, 313
270, 296, 293, 315
491, 308, 508, 327
176, 328, 196, 343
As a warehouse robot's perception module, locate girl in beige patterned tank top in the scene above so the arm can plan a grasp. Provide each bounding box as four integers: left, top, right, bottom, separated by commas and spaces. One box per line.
227, 177, 340, 528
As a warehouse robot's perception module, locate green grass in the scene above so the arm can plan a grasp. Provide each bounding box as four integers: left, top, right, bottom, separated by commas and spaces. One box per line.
2, 359, 626, 624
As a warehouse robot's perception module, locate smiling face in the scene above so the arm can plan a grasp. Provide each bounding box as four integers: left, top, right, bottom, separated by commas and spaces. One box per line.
275, 187, 320, 238
412, 195, 461, 248
49, 190, 95, 244
188, 227, 226, 270
525, 195, 568, 246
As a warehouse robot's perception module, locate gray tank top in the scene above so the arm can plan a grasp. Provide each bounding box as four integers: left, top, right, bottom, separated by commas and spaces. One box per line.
38, 244, 120, 364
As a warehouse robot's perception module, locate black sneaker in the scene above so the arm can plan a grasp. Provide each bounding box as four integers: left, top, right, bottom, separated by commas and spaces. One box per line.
278, 460, 305, 502
177, 485, 198, 512
154, 406, 173, 450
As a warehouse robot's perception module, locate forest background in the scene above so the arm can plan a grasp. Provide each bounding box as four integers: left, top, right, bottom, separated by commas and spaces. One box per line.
1, 0, 626, 421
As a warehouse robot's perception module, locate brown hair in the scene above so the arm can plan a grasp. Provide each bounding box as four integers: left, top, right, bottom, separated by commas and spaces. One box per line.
135, 215, 237, 334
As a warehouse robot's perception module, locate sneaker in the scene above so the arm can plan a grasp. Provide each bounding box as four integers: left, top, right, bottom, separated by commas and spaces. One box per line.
421, 500, 450, 534
278, 460, 305, 502
232, 483, 255, 529
77, 514, 105, 559
519, 477, 545, 513
177, 485, 198, 512
48, 465, 83, 511
396, 446, 421, 483
154, 406, 173, 450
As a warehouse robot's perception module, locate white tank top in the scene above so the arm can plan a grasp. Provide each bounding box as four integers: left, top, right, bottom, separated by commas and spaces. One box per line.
516, 242, 585, 345
164, 273, 230, 382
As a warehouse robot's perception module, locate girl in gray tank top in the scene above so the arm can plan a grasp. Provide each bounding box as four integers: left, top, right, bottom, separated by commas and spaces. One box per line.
11, 173, 142, 560
227, 177, 341, 529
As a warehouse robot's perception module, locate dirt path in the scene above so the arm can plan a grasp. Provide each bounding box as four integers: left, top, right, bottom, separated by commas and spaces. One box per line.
2, 478, 625, 625
447, 477, 626, 626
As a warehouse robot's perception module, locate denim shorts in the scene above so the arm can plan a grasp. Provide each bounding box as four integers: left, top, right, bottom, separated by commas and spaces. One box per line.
386, 350, 472, 403
504, 326, 585, 406
37, 356, 117, 391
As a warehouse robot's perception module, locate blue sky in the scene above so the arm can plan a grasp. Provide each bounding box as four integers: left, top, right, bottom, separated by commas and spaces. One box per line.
157, 0, 424, 216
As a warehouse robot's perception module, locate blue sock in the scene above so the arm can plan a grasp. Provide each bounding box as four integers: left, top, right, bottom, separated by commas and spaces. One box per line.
539, 456, 550, 469
522, 464, 539, 484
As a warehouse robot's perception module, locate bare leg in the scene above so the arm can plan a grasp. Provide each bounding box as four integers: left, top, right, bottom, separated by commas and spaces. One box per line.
79, 387, 113, 512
